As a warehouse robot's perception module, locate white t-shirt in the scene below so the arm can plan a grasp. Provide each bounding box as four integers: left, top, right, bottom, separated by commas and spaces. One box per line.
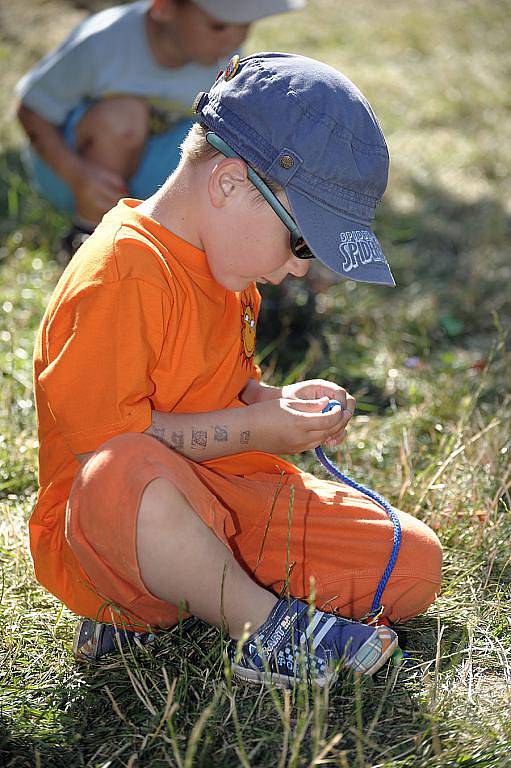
16, 0, 229, 128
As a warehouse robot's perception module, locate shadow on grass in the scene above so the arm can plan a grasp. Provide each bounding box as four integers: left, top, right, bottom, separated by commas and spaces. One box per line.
257, 178, 510, 397
0, 615, 447, 767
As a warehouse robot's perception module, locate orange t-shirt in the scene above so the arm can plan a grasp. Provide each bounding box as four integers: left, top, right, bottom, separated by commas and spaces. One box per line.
32, 199, 296, 619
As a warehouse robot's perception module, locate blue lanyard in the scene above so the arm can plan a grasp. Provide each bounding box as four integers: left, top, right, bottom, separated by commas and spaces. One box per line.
316, 400, 402, 619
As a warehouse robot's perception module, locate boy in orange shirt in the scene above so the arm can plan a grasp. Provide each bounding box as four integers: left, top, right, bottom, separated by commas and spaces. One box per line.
32, 52, 442, 687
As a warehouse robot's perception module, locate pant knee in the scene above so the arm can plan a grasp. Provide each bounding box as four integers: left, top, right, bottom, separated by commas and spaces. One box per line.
386, 514, 443, 621
409, 515, 443, 585
68, 434, 162, 531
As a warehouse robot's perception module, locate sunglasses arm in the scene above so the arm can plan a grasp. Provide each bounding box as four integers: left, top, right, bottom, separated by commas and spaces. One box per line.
205, 131, 302, 242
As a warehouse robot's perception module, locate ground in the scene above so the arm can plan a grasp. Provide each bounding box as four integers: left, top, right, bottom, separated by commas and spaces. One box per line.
0, 1, 510, 766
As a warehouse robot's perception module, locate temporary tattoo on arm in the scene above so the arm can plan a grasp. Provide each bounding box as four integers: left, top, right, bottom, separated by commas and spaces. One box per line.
150, 425, 184, 452
191, 429, 207, 449
214, 425, 228, 442
151, 425, 166, 443
240, 430, 250, 446
171, 430, 184, 450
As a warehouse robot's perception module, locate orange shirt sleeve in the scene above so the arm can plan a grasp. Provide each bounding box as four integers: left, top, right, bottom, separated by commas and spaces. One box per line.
38, 278, 170, 454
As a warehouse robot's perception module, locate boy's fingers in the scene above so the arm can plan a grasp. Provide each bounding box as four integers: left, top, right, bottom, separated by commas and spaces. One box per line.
333, 396, 355, 430
339, 408, 354, 430
287, 397, 329, 413
94, 165, 127, 189
303, 405, 345, 431
325, 427, 348, 446
99, 179, 126, 198
306, 428, 345, 449
313, 420, 349, 448
96, 191, 119, 208
327, 391, 355, 414
303, 431, 327, 449
345, 394, 356, 414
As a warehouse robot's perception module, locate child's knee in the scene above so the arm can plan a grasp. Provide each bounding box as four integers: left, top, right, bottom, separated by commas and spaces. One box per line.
77, 96, 149, 149
80, 431, 151, 469
67, 433, 175, 560
71, 432, 159, 511
404, 513, 442, 586
138, 477, 186, 533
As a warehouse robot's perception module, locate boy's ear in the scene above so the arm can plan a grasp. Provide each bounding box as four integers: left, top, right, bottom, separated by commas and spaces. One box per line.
208, 158, 249, 209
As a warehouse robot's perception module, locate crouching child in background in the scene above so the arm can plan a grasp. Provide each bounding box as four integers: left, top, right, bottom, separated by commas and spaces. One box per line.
15, 0, 305, 259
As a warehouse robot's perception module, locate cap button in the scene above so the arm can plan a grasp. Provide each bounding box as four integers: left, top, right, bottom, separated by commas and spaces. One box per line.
192, 91, 208, 114
279, 154, 294, 170
224, 54, 240, 81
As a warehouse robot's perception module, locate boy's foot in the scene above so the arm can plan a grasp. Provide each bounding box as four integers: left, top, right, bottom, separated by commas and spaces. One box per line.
73, 618, 156, 662
229, 598, 398, 688
57, 225, 92, 265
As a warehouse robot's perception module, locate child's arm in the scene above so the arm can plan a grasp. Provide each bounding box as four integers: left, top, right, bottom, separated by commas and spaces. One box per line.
17, 104, 82, 189
144, 398, 346, 462
240, 378, 282, 404
76, 397, 348, 465
17, 103, 126, 223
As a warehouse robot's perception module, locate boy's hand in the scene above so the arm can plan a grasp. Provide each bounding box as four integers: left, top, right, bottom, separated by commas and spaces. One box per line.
71, 159, 127, 223
249, 396, 347, 454
282, 379, 353, 407
281, 379, 355, 449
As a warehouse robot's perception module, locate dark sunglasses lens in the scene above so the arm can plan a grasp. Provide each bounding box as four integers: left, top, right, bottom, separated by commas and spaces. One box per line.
292, 234, 314, 260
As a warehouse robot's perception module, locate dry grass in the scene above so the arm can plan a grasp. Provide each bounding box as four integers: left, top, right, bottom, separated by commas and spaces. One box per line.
1, 1, 510, 765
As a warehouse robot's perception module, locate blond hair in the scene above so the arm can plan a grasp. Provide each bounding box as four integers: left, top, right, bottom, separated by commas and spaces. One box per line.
180, 122, 219, 163
180, 123, 282, 196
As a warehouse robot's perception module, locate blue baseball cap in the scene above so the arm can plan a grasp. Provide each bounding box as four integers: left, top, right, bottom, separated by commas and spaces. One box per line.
193, 52, 395, 286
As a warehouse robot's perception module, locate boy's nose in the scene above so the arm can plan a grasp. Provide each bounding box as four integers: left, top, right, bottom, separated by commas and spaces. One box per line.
227, 23, 250, 49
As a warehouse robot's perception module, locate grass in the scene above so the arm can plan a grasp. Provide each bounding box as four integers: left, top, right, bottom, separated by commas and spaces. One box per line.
1, 0, 510, 765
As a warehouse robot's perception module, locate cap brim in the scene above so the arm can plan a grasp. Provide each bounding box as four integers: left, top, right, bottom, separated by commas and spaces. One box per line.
194, 0, 305, 24
287, 187, 395, 287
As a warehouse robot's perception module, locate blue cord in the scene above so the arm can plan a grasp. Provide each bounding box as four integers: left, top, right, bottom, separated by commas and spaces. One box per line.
315, 400, 402, 617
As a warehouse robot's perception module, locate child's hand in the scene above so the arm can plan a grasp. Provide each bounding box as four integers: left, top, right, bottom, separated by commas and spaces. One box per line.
282, 379, 354, 408
248, 396, 347, 455
281, 379, 355, 449
71, 159, 127, 223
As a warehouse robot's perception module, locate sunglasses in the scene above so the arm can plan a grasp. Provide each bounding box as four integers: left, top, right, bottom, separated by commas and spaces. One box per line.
205, 132, 315, 260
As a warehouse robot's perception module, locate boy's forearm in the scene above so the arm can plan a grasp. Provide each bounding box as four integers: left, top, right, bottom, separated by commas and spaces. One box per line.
17, 103, 83, 186
240, 378, 282, 405
146, 407, 258, 461
75, 404, 262, 466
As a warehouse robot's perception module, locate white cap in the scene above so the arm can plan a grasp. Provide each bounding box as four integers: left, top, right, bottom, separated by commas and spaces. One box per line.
193, 0, 306, 24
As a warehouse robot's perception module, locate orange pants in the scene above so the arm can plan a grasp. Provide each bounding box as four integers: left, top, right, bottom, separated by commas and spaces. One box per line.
66, 433, 442, 628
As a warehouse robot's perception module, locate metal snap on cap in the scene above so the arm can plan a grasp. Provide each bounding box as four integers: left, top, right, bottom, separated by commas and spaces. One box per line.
279, 154, 294, 169
267, 148, 303, 186
193, 91, 208, 114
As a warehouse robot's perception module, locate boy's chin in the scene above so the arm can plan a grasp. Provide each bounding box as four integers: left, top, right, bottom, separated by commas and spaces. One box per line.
211, 272, 250, 292
229, 279, 253, 292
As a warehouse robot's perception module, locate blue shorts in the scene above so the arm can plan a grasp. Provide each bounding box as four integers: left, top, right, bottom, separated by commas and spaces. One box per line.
25, 101, 195, 212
